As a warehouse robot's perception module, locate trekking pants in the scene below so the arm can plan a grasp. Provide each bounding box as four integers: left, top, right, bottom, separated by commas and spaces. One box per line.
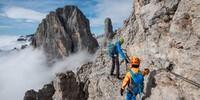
111, 55, 119, 77
126, 91, 136, 100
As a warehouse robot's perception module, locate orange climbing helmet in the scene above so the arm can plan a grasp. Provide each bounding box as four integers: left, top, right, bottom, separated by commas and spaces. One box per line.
130, 56, 140, 66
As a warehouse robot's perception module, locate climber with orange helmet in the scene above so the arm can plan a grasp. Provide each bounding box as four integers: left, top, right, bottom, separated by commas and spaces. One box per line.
108, 37, 129, 79
120, 56, 149, 100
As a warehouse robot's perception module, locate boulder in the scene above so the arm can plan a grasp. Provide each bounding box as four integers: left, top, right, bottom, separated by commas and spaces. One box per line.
24, 83, 55, 100
53, 71, 87, 100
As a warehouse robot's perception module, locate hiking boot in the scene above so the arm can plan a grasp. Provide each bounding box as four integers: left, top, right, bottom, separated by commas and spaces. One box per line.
110, 73, 114, 76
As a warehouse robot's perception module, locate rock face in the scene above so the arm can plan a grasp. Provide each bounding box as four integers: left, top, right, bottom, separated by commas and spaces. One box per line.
31, 6, 99, 62
119, 0, 200, 99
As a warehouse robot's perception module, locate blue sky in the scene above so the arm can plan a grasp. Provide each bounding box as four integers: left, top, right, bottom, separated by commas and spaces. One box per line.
0, 0, 132, 36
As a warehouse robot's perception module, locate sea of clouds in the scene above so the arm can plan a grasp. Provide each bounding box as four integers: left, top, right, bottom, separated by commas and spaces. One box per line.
0, 36, 94, 100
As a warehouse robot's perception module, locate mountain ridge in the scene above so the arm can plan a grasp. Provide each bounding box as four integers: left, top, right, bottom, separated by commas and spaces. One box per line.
31, 5, 98, 63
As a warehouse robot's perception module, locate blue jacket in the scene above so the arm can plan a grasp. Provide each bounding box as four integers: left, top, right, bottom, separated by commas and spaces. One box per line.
113, 41, 126, 60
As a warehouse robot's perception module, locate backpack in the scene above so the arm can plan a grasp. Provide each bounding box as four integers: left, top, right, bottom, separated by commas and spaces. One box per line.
128, 69, 144, 95
107, 42, 115, 57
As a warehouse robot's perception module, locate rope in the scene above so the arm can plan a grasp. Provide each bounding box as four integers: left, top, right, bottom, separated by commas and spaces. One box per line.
159, 66, 200, 88
168, 71, 200, 88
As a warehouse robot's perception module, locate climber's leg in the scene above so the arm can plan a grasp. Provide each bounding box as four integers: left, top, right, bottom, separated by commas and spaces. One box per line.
116, 55, 120, 78
110, 56, 115, 75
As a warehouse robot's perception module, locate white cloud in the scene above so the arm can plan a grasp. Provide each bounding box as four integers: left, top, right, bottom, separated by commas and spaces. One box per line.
0, 47, 50, 100
0, 48, 94, 100
1, 6, 46, 22
0, 36, 29, 51
0, 36, 94, 100
90, 0, 132, 27
51, 50, 94, 73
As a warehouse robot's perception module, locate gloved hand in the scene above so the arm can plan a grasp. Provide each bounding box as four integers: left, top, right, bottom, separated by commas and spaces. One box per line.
120, 88, 124, 96
144, 68, 150, 75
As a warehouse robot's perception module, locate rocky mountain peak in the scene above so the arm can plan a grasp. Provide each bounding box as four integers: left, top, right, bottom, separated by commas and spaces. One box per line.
31, 5, 98, 62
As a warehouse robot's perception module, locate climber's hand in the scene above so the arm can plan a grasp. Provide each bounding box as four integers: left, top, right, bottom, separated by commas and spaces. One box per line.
120, 60, 124, 65
120, 88, 124, 96
144, 68, 150, 75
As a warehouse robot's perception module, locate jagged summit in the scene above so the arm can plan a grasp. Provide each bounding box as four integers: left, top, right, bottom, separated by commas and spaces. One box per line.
31, 5, 98, 62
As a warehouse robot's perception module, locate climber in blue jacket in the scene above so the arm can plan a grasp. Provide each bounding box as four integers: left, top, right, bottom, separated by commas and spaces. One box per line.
109, 37, 129, 79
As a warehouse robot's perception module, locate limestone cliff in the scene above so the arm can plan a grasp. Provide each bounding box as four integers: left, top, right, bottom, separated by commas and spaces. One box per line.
31, 6, 99, 62
120, 0, 200, 99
